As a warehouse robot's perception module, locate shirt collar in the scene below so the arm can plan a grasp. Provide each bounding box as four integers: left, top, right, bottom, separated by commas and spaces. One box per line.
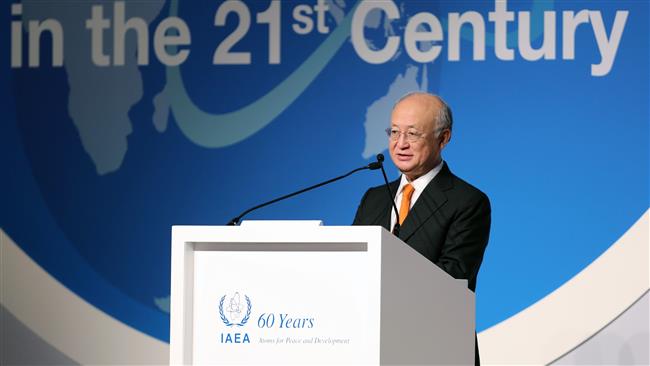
398, 160, 444, 195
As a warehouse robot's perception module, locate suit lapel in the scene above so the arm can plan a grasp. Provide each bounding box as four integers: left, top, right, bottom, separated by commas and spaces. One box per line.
380, 179, 401, 231
399, 163, 453, 241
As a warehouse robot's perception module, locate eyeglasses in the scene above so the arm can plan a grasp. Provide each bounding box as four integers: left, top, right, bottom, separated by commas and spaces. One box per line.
385, 128, 426, 142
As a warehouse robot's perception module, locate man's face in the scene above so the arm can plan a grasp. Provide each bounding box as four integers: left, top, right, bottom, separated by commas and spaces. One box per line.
389, 95, 449, 181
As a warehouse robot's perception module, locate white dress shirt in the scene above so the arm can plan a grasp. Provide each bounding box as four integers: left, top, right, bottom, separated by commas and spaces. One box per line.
390, 160, 444, 231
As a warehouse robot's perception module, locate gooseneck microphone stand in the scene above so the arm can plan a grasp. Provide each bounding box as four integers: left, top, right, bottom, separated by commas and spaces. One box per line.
226, 155, 384, 226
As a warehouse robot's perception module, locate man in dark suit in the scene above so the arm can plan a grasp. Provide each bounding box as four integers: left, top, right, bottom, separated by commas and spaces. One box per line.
353, 92, 490, 364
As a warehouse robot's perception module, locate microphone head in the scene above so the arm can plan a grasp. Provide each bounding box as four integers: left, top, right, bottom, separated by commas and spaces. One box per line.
367, 153, 384, 170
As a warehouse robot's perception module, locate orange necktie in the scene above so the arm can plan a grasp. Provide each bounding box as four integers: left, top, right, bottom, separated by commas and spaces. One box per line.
399, 184, 415, 225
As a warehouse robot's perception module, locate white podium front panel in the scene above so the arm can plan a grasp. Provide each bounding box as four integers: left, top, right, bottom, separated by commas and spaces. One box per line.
171, 224, 383, 365
193, 246, 377, 365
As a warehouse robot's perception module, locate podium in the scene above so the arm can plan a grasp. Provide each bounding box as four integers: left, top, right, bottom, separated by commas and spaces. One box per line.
170, 221, 475, 365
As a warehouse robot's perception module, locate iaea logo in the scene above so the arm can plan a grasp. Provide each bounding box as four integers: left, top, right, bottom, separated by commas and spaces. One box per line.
219, 292, 252, 327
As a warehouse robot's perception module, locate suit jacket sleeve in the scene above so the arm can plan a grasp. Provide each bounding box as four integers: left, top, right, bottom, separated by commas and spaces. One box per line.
435, 192, 491, 287
352, 189, 370, 226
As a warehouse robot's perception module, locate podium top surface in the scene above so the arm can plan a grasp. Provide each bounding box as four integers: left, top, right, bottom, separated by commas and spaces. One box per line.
171, 222, 388, 244
239, 220, 323, 228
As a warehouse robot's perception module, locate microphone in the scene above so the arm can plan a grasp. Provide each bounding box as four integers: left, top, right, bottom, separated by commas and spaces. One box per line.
226, 156, 383, 225
376, 153, 401, 236
367, 158, 382, 171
